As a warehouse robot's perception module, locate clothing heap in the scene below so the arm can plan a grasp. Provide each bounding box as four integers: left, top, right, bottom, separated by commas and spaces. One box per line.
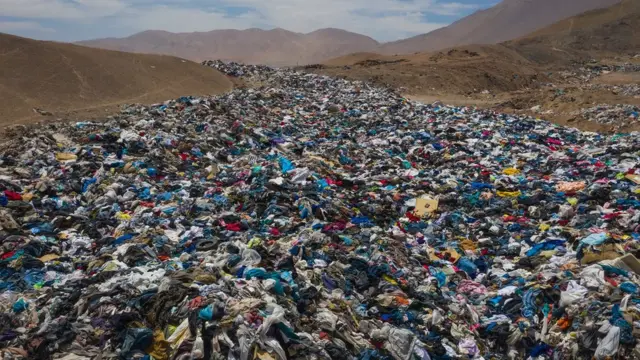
2, 62, 640, 360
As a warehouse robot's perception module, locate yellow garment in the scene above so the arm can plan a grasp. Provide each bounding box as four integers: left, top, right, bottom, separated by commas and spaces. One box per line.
55, 153, 77, 161
39, 254, 60, 262
503, 168, 521, 176
247, 238, 262, 248
382, 274, 398, 285
460, 239, 477, 251
626, 174, 640, 185
540, 250, 557, 258
428, 248, 461, 262
115, 212, 132, 221
581, 244, 623, 264
254, 351, 276, 360
497, 191, 521, 198
146, 330, 170, 360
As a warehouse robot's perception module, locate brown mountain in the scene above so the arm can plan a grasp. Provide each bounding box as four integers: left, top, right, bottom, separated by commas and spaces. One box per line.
77, 28, 380, 67
315, 0, 640, 96
378, 0, 623, 55
76, 0, 625, 65
508, 0, 640, 63
0, 33, 232, 124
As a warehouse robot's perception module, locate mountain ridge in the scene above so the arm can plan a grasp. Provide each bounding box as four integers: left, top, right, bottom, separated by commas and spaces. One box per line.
75, 0, 623, 66
77, 28, 380, 66
378, 0, 622, 55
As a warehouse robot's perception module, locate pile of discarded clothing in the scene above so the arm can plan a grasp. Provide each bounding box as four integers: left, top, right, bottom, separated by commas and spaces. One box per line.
2, 62, 640, 360
576, 104, 640, 127
202, 60, 274, 78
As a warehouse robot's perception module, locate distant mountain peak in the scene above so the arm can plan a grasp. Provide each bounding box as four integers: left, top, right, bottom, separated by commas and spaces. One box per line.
379, 0, 622, 55
78, 27, 381, 66
76, 0, 622, 66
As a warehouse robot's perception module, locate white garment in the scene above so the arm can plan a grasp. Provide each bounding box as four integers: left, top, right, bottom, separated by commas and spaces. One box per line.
580, 265, 607, 289
560, 281, 589, 307
594, 326, 620, 360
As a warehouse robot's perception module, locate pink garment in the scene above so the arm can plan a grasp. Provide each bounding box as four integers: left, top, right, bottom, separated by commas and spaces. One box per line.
457, 280, 488, 295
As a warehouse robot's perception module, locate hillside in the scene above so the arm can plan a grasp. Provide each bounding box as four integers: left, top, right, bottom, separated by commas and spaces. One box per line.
75, 0, 623, 65
0, 33, 232, 124
316, 0, 640, 94
508, 0, 640, 64
312, 45, 543, 95
310, 0, 640, 132
378, 0, 622, 55
77, 28, 380, 67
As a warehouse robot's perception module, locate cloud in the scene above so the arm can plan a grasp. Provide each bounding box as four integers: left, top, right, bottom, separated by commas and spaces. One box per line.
0, 0, 127, 19
117, 5, 262, 34
427, 2, 480, 15
0, 0, 482, 41
0, 20, 55, 33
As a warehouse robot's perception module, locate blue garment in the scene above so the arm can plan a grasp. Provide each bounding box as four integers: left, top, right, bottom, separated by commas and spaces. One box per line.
457, 257, 478, 278
12, 298, 28, 313
521, 288, 541, 319
115, 233, 136, 245
279, 157, 294, 173
529, 343, 552, 357
525, 239, 565, 257
199, 305, 214, 320
620, 282, 638, 294
580, 233, 608, 246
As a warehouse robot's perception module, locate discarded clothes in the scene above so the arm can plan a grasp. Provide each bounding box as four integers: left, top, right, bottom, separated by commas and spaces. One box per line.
1, 62, 640, 359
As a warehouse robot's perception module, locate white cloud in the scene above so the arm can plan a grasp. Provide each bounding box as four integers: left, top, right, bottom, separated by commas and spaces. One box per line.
117, 6, 262, 34
0, 20, 55, 33
0, 0, 480, 41
428, 2, 479, 16
0, 0, 127, 19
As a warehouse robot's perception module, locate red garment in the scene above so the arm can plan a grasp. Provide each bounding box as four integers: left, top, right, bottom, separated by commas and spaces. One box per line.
603, 212, 622, 220
1, 251, 16, 260
546, 138, 562, 145
188, 296, 204, 310
225, 223, 242, 231
4, 191, 22, 201
322, 222, 346, 232
405, 211, 421, 223
604, 276, 618, 287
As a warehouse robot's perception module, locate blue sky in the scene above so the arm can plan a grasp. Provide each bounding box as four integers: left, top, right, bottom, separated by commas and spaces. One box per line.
0, 0, 494, 42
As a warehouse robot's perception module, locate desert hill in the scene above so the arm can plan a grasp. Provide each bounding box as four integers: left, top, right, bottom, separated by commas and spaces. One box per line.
77, 28, 380, 67
508, 0, 640, 64
75, 0, 622, 66
0, 33, 232, 124
378, 0, 622, 55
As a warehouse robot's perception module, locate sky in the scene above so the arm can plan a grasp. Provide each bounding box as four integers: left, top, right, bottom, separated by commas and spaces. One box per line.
0, 0, 494, 42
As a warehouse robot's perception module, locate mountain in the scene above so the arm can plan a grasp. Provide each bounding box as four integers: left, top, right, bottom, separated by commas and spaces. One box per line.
77, 28, 380, 66
313, 0, 640, 96
509, 0, 640, 63
76, 0, 625, 65
378, 0, 623, 55
0, 33, 232, 124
